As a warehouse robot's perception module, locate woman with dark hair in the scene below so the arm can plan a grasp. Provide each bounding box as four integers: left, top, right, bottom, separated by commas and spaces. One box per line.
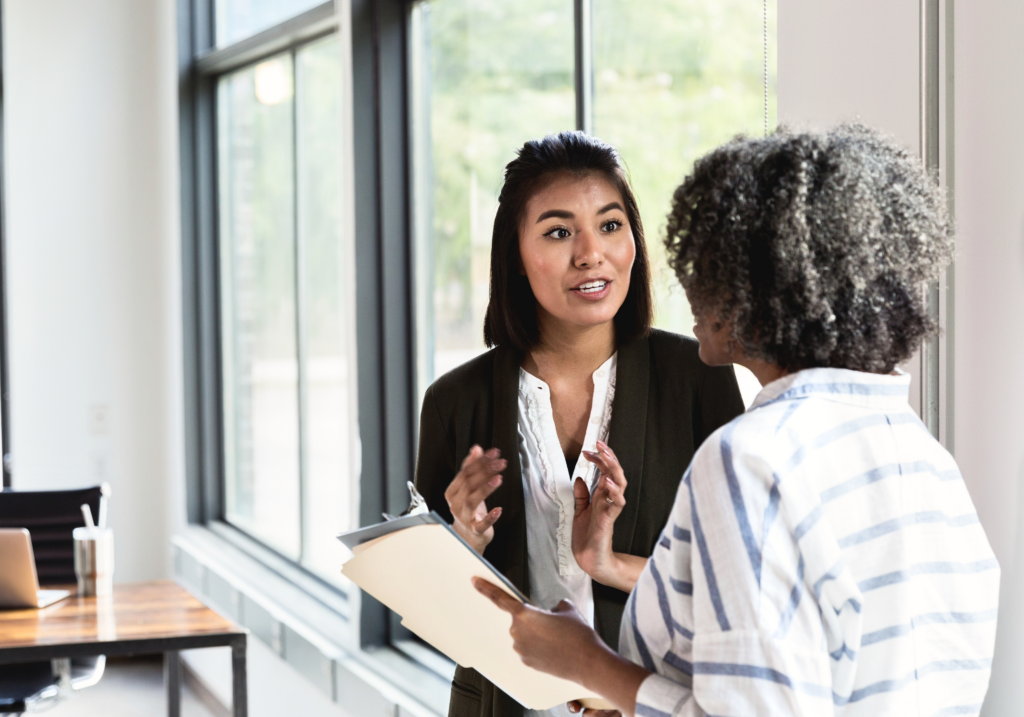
415, 131, 745, 717
474, 125, 999, 716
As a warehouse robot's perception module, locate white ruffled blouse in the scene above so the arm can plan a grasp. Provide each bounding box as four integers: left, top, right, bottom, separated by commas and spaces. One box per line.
516, 352, 617, 623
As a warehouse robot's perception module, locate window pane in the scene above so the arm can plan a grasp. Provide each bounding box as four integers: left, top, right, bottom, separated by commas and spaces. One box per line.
218, 53, 301, 558
593, 0, 775, 406
216, 0, 325, 47
411, 0, 575, 399
296, 36, 354, 581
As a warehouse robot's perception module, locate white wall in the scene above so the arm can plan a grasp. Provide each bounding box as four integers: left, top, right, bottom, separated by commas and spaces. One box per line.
3, 0, 185, 581
954, 2, 1024, 714
778, 0, 920, 151
779, 0, 1024, 712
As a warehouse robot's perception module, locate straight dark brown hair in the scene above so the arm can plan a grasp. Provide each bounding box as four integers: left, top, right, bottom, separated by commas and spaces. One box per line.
483, 131, 653, 351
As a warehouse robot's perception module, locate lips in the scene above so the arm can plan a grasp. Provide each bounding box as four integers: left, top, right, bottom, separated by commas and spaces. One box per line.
575, 280, 608, 294
570, 278, 612, 300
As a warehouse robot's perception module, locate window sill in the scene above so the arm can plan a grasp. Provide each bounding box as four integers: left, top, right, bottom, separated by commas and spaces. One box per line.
172, 525, 452, 716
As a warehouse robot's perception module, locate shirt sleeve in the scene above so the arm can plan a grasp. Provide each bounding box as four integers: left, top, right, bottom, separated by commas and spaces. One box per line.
626, 426, 838, 717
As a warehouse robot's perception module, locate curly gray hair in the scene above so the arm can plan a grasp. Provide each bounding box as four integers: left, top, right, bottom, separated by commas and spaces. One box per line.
665, 124, 953, 374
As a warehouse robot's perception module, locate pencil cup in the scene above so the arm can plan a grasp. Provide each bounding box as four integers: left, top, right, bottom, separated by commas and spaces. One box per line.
73, 527, 114, 597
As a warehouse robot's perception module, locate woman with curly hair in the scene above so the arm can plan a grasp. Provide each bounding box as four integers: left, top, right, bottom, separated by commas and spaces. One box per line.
475, 125, 1000, 717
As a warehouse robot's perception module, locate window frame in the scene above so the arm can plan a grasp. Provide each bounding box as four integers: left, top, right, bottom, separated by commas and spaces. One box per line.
178, 0, 417, 650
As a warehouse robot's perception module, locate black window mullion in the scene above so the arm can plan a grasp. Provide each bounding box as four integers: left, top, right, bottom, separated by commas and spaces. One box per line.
378, 0, 415, 523
180, 0, 223, 524
349, 0, 416, 648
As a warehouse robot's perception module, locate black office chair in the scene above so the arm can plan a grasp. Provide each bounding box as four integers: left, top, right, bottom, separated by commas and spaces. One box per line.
0, 486, 108, 714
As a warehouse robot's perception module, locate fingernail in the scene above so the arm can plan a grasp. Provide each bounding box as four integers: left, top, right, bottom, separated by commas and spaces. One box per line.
488, 475, 502, 487
492, 507, 502, 516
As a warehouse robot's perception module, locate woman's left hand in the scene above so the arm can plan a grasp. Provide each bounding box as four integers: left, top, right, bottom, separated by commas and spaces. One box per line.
470, 578, 601, 683
573, 441, 646, 592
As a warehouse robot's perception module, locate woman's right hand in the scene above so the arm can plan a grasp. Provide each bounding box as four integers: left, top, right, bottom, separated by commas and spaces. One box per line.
445, 445, 506, 554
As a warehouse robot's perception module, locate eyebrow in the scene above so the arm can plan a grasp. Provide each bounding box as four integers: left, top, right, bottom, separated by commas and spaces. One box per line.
598, 201, 625, 215
536, 209, 573, 223
534, 202, 625, 224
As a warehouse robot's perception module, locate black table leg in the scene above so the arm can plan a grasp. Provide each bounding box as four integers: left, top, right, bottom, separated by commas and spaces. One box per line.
231, 636, 247, 717
164, 650, 181, 717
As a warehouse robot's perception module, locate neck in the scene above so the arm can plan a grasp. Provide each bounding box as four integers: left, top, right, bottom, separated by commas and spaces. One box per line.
524, 317, 616, 379
736, 356, 789, 387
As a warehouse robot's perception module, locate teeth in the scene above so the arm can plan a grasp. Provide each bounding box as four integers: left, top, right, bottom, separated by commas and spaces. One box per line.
576, 280, 607, 294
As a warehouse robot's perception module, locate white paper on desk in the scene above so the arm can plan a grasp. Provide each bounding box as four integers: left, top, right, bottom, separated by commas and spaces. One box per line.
340, 523, 612, 711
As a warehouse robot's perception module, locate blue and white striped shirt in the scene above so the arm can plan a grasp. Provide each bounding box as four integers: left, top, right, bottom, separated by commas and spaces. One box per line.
619, 368, 999, 716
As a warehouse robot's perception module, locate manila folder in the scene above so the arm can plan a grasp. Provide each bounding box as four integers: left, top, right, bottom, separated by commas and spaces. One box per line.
340, 522, 612, 711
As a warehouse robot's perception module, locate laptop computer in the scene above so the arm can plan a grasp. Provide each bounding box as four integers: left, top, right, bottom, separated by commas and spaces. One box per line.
0, 528, 71, 609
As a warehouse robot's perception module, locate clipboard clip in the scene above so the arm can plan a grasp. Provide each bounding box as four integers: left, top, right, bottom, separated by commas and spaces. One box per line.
383, 481, 429, 521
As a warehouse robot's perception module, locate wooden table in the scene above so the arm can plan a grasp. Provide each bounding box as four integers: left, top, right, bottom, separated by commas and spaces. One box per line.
0, 580, 247, 717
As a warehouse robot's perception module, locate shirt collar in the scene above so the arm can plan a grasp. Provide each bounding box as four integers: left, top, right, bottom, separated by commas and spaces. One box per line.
519, 351, 617, 392
749, 366, 911, 411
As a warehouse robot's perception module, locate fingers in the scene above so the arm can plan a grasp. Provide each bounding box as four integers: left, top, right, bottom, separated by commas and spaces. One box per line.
552, 599, 578, 616
446, 447, 507, 529
584, 441, 626, 500
573, 477, 591, 517
459, 444, 484, 470
583, 442, 627, 498
473, 506, 503, 533
472, 577, 523, 615
595, 440, 627, 490
454, 448, 503, 485
464, 464, 506, 508
567, 701, 583, 714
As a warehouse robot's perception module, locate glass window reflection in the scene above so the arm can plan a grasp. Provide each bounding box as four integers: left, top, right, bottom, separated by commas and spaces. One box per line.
411, 0, 576, 400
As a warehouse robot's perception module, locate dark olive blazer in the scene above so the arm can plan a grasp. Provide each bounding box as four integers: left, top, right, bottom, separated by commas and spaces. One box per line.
414, 329, 745, 717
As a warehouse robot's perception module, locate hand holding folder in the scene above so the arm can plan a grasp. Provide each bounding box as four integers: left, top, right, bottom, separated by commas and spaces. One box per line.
338, 513, 614, 711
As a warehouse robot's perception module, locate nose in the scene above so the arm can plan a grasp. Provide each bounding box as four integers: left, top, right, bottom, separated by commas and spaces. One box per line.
573, 227, 603, 269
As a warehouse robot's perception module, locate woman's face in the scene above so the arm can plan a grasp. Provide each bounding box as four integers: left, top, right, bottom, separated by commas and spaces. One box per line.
518, 172, 635, 336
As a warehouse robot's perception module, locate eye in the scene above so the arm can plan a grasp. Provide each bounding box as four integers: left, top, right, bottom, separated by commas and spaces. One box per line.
543, 226, 572, 240
601, 219, 624, 233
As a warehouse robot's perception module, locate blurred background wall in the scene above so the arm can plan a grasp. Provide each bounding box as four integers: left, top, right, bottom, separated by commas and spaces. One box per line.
952, 2, 1024, 713
3, 0, 184, 581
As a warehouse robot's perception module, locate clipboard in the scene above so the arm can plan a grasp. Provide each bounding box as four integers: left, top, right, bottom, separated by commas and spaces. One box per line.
338, 513, 613, 711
